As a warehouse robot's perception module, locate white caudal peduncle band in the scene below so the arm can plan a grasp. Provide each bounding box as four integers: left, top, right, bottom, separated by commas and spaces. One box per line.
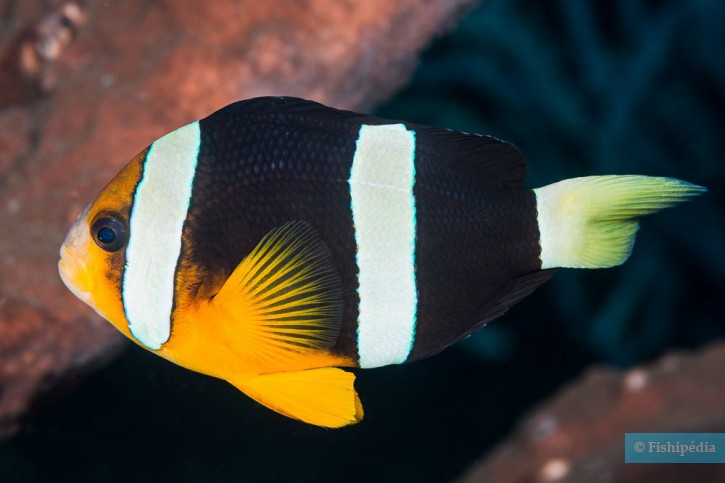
350, 123, 417, 368
123, 121, 201, 350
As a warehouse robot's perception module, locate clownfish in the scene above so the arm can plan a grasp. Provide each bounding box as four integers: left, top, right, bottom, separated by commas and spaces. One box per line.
58, 97, 705, 428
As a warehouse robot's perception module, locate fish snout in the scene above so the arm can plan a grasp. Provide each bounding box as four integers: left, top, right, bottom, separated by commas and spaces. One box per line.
58, 245, 95, 306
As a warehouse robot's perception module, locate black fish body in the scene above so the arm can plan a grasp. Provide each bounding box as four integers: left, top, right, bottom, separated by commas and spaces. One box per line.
58, 96, 705, 427
190, 97, 548, 363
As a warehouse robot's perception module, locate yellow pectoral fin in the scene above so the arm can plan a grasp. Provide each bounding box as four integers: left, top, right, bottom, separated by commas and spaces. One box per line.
230, 368, 364, 428
210, 221, 347, 372
160, 221, 355, 380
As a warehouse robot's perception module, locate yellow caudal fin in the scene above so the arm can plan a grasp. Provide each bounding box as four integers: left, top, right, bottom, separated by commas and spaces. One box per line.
534, 175, 706, 269
230, 368, 363, 428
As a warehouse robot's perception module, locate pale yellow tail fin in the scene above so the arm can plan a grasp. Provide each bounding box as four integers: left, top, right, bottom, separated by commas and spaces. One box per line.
534, 175, 706, 269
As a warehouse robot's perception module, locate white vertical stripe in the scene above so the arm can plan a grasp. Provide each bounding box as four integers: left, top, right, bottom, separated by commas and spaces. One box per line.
533, 183, 562, 270
350, 123, 417, 368
123, 121, 200, 350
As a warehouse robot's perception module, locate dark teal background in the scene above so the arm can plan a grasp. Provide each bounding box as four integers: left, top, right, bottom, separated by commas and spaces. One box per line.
2, 0, 724, 481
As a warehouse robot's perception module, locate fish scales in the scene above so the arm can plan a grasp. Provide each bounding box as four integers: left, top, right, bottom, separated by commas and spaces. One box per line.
186, 98, 542, 362
58, 96, 706, 428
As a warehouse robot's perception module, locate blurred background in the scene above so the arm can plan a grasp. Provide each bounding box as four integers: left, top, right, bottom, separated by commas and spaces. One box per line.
0, 0, 723, 481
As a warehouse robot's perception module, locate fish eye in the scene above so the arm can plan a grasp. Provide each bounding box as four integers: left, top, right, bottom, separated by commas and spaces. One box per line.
91, 214, 128, 252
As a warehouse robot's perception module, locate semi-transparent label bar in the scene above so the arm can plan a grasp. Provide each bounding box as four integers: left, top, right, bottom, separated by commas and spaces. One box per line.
626, 433, 725, 463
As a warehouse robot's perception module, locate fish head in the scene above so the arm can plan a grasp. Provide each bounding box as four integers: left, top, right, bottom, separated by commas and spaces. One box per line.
58, 149, 148, 339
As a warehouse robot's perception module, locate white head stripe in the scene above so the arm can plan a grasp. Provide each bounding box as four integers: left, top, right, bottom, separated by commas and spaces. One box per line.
123, 121, 200, 349
349, 123, 418, 368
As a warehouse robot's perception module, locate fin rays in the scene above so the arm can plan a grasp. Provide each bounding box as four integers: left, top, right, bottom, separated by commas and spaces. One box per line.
535, 175, 706, 269
211, 221, 343, 362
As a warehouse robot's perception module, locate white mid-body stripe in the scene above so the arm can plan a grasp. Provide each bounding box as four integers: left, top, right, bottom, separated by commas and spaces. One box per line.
349, 123, 418, 368
123, 121, 201, 350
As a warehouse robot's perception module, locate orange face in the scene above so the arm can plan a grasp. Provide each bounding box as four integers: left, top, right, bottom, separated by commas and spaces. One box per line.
58, 149, 147, 342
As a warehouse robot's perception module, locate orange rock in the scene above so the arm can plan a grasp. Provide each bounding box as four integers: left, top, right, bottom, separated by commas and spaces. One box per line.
458, 343, 725, 483
0, 0, 476, 440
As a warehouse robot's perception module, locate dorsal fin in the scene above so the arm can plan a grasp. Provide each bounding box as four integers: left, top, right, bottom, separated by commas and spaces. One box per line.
208, 96, 527, 189
206, 96, 385, 126
415, 127, 527, 189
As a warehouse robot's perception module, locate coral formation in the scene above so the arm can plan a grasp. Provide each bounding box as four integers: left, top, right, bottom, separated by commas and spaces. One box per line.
459, 343, 725, 483
0, 0, 475, 440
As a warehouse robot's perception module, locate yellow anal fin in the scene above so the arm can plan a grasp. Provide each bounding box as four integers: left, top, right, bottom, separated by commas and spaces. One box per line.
231, 368, 363, 428
209, 221, 344, 370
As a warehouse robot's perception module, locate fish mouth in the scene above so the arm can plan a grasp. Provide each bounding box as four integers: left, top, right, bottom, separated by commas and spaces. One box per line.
58, 247, 94, 307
